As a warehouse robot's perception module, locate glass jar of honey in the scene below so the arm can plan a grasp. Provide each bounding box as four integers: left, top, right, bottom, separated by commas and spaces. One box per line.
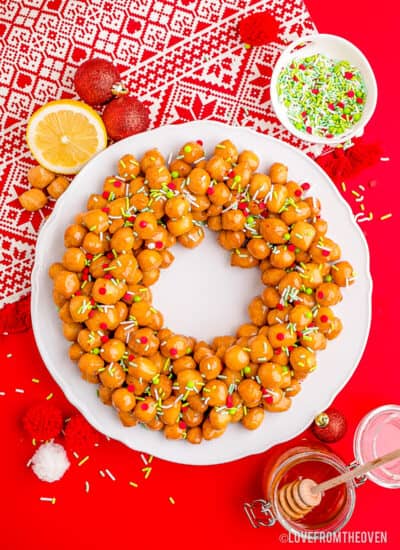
244, 405, 400, 537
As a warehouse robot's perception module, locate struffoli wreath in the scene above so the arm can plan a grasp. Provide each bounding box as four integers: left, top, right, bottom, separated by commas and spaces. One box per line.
50, 139, 356, 444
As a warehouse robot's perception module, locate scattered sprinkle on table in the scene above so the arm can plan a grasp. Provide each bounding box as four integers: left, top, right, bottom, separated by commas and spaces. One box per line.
142, 466, 152, 479
380, 213, 392, 221
46, 392, 54, 400
140, 453, 148, 465
85, 481, 90, 493
99, 470, 105, 478
40, 497, 56, 504
0, 391, 6, 396
6, 353, 12, 358
129, 481, 139, 488
15, 388, 24, 394
105, 468, 116, 481
277, 53, 366, 138
341, 182, 347, 192
169, 497, 176, 505
78, 455, 90, 467
31, 378, 40, 384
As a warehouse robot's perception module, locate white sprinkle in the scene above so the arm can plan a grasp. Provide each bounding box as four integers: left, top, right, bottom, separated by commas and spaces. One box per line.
358, 184, 366, 191
40, 497, 56, 504
105, 468, 116, 481
26, 459, 32, 467
140, 453, 148, 465
380, 157, 390, 161
0, 392, 5, 396
15, 388, 24, 394
99, 470, 106, 478
6, 353, 12, 358
73, 451, 79, 459
3, 332, 9, 336
85, 481, 90, 493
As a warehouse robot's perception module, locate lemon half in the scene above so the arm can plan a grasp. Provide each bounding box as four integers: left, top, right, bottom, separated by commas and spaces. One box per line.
27, 99, 108, 175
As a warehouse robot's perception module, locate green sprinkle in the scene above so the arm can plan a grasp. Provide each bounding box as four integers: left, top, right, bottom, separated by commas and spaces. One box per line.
171, 171, 179, 179
183, 145, 192, 153
243, 366, 251, 375
284, 233, 290, 240
305, 287, 313, 295
133, 296, 141, 302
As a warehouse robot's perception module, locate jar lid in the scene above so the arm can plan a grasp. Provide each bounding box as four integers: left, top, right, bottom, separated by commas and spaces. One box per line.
353, 405, 400, 489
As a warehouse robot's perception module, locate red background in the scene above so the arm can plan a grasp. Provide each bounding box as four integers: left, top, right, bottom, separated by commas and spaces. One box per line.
1, 1, 399, 549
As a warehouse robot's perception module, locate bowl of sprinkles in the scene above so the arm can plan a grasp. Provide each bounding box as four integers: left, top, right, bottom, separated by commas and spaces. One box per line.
270, 34, 377, 145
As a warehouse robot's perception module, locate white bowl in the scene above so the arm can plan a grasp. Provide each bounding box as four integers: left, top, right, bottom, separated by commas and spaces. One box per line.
270, 33, 378, 145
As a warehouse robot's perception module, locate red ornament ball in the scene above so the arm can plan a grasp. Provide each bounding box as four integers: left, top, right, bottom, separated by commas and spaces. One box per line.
74, 58, 121, 106
23, 402, 64, 441
238, 11, 280, 46
311, 408, 347, 443
64, 414, 100, 452
102, 96, 150, 141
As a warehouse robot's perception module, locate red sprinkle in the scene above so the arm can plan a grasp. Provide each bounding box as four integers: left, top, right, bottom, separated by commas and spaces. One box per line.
293, 75, 299, 82
337, 101, 345, 109
82, 273, 88, 281
238, 202, 248, 210
178, 421, 187, 430
288, 244, 296, 252
128, 216, 136, 222
104, 274, 112, 280
297, 331, 303, 338
274, 348, 281, 355
264, 394, 273, 404
311, 88, 319, 95
356, 97, 364, 104
322, 249, 330, 257
344, 72, 353, 79
226, 395, 233, 408
155, 241, 163, 249
276, 333, 284, 341
107, 252, 114, 259
113, 180, 122, 188
347, 90, 355, 98
301, 111, 307, 118
328, 103, 335, 111
127, 385, 135, 393
258, 201, 266, 210
228, 170, 235, 178
99, 322, 108, 330
128, 354, 135, 361
102, 263, 109, 269
140, 336, 148, 344
98, 287, 107, 295
86, 254, 93, 260
102, 191, 110, 199
317, 291, 324, 299
139, 221, 147, 228
75, 290, 82, 296
306, 126, 312, 134
170, 348, 178, 356
276, 303, 284, 311
301, 182, 311, 191
299, 64, 306, 70
320, 315, 329, 323
100, 335, 109, 343
141, 403, 149, 410
168, 182, 176, 190
196, 139, 203, 146
123, 293, 132, 301
288, 346, 294, 352
294, 189, 302, 197
102, 207, 110, 213
88, 310, 95, 318
206, 187, 214, 195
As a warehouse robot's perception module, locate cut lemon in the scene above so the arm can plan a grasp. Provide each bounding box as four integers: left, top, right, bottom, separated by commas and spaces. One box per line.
26, 99, 108, 175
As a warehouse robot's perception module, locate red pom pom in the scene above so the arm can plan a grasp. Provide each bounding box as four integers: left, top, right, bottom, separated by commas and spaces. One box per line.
0, 294, 31, 334
74, 58, 121, 106
316, 139, 382, 183
238, 11, 280, 46
311, 408, 347, 443
102, 96, 150, 141
64, 414, 100, 452
23, 402, 63, 441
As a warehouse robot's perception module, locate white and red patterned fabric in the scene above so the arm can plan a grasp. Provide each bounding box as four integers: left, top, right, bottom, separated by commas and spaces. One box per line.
0, 0, 317, 308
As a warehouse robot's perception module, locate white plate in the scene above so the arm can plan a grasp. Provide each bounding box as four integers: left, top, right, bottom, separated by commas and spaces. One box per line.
31, 121, 372, 465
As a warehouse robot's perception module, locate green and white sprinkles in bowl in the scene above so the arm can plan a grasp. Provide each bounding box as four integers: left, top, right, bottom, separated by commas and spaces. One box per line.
277, 53, 367, 139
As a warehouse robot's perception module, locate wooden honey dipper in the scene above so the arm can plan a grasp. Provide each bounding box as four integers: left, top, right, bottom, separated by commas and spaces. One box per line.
279, 447, 400, 521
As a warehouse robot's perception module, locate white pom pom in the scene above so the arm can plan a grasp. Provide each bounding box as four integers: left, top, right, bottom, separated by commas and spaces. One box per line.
31, 441, 70, 483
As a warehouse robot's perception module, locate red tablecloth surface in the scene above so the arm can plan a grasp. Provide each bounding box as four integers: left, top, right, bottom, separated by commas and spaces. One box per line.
1, 1, 400, 549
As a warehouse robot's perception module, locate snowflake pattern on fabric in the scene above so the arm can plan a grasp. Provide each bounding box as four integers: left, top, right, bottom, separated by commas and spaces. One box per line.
0, 0, 318, 306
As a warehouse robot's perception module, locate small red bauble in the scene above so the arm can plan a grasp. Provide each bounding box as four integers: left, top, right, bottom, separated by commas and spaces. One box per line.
311, 408, 347, 443
64, 414, 100, 451
23, 402, 64, 441
74, 58, 121, 106
102, 96, 150, 141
